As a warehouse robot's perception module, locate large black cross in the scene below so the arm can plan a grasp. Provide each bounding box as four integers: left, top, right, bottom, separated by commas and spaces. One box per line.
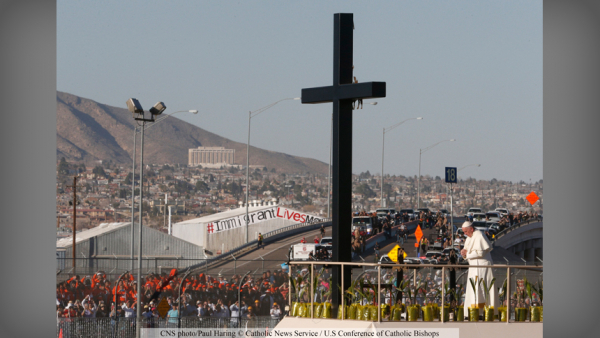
301, 13, 385, 313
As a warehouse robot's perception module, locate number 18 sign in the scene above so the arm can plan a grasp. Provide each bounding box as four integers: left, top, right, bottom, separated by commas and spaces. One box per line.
445, 167, 457, 184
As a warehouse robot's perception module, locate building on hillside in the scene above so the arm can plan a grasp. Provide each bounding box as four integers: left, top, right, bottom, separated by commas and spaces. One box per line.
188, 147, 234, 166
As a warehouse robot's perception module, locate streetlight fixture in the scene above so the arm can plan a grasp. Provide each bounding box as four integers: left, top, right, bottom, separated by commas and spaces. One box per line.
245, 97, 300, 243
417, 139, 455, 209
380, 117, 423, 207
129, 109, 198, 272
327, 102, 377, 217
127, 99, 167, 338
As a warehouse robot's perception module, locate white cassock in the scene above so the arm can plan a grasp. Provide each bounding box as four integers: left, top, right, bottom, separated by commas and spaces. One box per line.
463, 229, 498, 317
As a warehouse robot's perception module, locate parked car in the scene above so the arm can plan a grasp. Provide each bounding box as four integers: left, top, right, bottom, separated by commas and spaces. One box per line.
428, 242, 444, 252
488, 224, 501, 234
399, 209, 417, 221
465, 207, 483, 218
485, 211, 502, 223
352, 215, 378, 236
319, 236, 332, 248
403, 257, 424, 264
471, 212, 487, 222
495, 208, 509, 217
472, 221, 488, 232
425, 251, 443, 259
439, 209, 450, 217
417, 207, 433, 216
376, 208, 396, 219
379, 254, 393, 264
441, 247, 461, 257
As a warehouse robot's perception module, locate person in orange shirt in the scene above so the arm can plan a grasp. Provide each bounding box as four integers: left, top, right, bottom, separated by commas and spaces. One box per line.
113, 281, 128, 304
144, 276, 156, 291
127, 283, 138, 302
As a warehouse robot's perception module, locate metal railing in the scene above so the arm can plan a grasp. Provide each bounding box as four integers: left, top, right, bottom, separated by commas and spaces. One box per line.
288, 261, 543, 323
185, 219, 331, 271
57, 316, 282, 338
493, 218, 542, 241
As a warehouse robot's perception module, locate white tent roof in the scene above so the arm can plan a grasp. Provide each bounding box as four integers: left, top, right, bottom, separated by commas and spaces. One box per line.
56, 222, 130, 248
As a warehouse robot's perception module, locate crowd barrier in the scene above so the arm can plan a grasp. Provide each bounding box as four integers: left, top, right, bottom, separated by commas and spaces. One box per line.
57, 316, 282, 338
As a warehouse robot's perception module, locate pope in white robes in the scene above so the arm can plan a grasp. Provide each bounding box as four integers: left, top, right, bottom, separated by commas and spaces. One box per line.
460, 221, 498, 317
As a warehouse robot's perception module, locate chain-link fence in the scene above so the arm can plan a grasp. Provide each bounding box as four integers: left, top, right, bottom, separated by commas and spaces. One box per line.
57, 316, 282, 338
56, 257, 290, 287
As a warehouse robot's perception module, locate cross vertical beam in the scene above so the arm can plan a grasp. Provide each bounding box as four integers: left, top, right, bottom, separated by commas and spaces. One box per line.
301, 13, 386, 316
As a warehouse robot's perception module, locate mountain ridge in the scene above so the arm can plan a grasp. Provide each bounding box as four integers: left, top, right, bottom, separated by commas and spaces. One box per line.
56, 91, 328, 174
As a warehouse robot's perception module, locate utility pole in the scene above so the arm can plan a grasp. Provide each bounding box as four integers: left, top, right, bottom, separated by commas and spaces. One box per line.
71, 176, 77, 270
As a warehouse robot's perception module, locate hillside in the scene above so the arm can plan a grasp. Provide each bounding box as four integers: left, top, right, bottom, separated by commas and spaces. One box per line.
56, 91, 328, 174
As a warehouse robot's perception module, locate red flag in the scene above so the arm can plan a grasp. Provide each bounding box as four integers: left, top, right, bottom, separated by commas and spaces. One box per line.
169, 269, 177, 278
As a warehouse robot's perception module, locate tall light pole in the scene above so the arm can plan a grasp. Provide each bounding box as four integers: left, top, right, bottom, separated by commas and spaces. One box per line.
417, 139, 455, 209
127, 99, 168, 338
245, 98, 300, 243
448, 163, 481, 247
129, 110, 198, 272
380, 117, 422, 207
328, 102, 377, 217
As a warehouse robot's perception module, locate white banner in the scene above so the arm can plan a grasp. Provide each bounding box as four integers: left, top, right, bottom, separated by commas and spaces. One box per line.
207, 207, 323, 235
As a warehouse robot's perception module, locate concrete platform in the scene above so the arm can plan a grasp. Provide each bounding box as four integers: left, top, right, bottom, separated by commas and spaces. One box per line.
274, 317, 542, 338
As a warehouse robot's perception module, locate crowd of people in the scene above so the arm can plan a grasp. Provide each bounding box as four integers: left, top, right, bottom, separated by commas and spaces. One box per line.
56, 209, 541, 323
56, 268, 291, 322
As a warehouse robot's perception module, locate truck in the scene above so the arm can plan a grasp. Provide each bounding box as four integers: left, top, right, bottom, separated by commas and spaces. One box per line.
289, 243, 328, 261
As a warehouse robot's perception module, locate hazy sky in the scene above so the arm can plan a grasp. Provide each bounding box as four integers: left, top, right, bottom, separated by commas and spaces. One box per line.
57, 0, 542, 183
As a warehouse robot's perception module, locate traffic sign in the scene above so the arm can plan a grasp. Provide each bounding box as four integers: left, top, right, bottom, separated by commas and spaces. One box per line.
157, 297, 170, 318
387, 244, 408, 262
414, 225, 423, 245
526, 191, 540, 205
445, 167, 457, 183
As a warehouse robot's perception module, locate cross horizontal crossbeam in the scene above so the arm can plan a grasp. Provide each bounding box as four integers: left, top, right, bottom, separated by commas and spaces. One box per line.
301, 82, 386, 104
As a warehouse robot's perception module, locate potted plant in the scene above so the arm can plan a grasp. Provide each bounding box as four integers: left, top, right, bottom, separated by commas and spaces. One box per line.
340, 279, 362, 319
437, 282, 451, 322
390, 280, 408, 321
514, 283, 527, 322
497, 278, 508, 322
289, 274, 304, 316
481, 278, 496, 321
423, 288, 440, 322
526, 278, 542, 322
449, 284, 465, 321
531, 279, 543, 322
404, 282, 426, 322
468, 277, 482, 321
